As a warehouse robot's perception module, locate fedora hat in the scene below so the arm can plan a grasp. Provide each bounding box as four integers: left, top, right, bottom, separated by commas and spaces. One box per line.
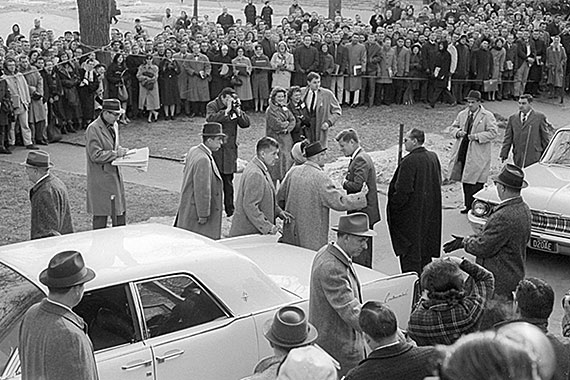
492, 163, 528, 189
21, 150, 53, 168
331, 212, 377, 237
465, 90, 482, 101
304, 141, 327, 158
201, 122, 227, 137
101, 98, 125, 114
263, 305, 318, 348
39, 250, 96, 288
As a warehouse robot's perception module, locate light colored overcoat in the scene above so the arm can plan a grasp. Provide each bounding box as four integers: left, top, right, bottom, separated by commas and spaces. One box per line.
136, 63, 160, 111
299, 86, 341, 147
546, 45, 567, 88
229, 156, 281, 237
309, 243, 364, 377
277, 160, 366, 251
185, 53, 211, 102
86, 116, 126, 216
345, 42, 367, 91
173, 51, 190, 100
265, 101, 296, 181
448, 106, 498, 184
175, 144, 223, 240
270, 51, 294, 88
19, 299, 98, 380
23, 69, 47, 123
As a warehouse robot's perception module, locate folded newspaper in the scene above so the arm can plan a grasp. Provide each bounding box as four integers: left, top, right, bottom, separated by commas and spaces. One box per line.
112, 147, 149, 172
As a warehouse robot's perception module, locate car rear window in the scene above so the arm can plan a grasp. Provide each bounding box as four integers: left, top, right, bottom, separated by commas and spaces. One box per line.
0, 263, 44, 375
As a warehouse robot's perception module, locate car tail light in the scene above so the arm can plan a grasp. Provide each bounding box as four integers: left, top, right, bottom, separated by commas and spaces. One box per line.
471, 200, 491, 217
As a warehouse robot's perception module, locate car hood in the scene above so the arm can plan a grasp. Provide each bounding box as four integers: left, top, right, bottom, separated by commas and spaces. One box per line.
475, 163, 570, 215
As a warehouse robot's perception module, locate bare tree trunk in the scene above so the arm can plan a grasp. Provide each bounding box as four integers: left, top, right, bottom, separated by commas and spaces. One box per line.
77, 0, 110, 48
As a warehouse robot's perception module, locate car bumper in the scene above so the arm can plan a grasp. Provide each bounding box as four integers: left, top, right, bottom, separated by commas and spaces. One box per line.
468, 211, 570, 256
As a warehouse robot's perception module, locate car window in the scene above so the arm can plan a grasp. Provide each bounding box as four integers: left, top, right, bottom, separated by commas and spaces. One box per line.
136, 275, 228, 338
0, 263, 44, 377
74, 284, 141, 351
542, 130, 570, 165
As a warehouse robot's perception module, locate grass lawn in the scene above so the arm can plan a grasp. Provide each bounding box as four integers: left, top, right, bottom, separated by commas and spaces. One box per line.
0, 162, 180, 246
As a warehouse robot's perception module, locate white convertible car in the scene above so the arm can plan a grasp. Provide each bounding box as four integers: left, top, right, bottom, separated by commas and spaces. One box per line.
468, 127, 570, 255
0, 224, 418, 380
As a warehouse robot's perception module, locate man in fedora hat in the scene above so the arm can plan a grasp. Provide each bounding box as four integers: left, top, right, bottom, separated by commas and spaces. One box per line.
277, 141, 368, 251
86, 98, 131, 229
22, 150, 73, 240
244, 305, 318, 379
19, 250, 98, 380
175, 122, 225, 240
444, 163, 532, 299
309, 212, 376, 377
206, 87, 250, 217
447, 89, 498, 214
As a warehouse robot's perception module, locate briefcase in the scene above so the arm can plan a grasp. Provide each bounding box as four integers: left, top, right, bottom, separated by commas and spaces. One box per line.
483, 79, 499, 92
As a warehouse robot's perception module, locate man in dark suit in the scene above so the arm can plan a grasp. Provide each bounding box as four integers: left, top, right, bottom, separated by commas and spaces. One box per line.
216, 7, 235, 33
500, 94, 553, 168
206, 87, 250, 217
444, 163, 532, 299
345, 301, 437, 380
387, 128, 442, 275
293, 35, 320, 86
336, 128, 380, 268
309, 213, 376, 378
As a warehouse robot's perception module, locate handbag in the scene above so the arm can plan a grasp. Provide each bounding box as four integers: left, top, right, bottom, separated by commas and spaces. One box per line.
47, 123, 62, 143
483, 79, 499, 92
117, 83, 129, 102
230, 75, 243, 86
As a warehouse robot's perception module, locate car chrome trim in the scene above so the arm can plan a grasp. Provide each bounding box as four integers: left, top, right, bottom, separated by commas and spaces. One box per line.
121, 359, 152, 370
156, 349, 185, 363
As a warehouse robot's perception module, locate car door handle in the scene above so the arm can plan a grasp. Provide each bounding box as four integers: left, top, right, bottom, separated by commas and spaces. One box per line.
121, 359, 152, 370
156, 349, 185, 363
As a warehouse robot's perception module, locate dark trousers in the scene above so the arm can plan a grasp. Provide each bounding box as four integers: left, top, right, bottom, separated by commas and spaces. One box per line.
399, 253, 432, 276
222, 173, 235, 215
375, 83, 393, 105
429, 86, 456, 107
360, 77, 376, 107
93, 213, 126, 230
462, 182, 484, 209
353, 236, 373, 268
393, 78, 407, 104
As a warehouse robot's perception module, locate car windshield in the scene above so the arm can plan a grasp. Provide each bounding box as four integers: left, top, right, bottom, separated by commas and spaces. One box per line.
0, 263, 44, 376
542, 130, 570, 166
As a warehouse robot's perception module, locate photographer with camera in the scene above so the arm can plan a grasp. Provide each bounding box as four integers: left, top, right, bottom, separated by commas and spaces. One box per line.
206, 87, 250, 217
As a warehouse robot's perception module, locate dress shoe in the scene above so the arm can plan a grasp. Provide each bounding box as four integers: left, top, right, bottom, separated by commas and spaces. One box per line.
26, 144, 39, 150
460, 208, 470, 214
0, 147, 11, 154
37, 141, 48, 146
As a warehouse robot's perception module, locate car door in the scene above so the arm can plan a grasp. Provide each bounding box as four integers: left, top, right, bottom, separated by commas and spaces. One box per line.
74, 284, 154, 380
133, 274, 259, 380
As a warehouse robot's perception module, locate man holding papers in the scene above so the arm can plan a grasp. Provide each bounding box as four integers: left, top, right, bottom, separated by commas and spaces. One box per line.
175, 123, 225, 240
86, 99, 130, 229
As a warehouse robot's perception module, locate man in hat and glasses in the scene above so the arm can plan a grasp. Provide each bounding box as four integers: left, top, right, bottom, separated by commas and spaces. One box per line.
175, 122, 225, 240
19, 250, 98, 380
244, 305, 318, 379
309, 212, 376, 377
86, 98, 131, 229
443, 163, 532, 299
447, 90, 498, 214
277, 141, 368, 251
22, 150, 73, 240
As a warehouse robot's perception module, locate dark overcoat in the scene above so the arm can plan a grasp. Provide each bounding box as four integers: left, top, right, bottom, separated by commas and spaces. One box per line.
175, 144, 223, 240
30, 173, 74, 240
343, 148, 381, 226
387, 147, 442, 261
206, 96, 250, 174
309, 243, 364, 377
500, 110, 553, 168
19, 299, 98, 380
464, 196, 532, 298
471, 48, 494, 81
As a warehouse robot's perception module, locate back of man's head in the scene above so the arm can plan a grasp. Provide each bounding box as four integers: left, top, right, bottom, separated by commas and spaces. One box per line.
421, 259, 464, 298
359, 301, 397, 341
515, 277, 554, 320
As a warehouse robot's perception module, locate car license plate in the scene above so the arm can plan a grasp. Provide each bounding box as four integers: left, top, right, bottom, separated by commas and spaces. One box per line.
529, 237, 558, 253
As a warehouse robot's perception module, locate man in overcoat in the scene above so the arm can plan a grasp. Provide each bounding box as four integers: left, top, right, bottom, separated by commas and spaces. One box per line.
344, 34, 366, 107
86, 99, 130, 229
329, 33, 349, 103
206, 87, 250, 217
293, 35, 319, 86
447, 90, 498, 213
23, 150, 73, 240
444, 164, 532, 299
309, 212, 376, 377
175, 123, 225, 240
229, 137, 292, 237
336, 128, 380, 268
19, 250, 98, 380
387, 128, 442, 275
500, 94, 553, 168
300, 72, 342, 147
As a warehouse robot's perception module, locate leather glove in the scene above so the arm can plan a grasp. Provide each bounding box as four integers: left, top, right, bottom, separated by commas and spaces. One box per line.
443, 234, 464, 253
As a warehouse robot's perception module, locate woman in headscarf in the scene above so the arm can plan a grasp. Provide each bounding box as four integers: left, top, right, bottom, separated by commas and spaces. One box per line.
270, 41, 294, 89
158, 48, 180, 120
266, 86, 296, 183
136, 54, 160, 123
